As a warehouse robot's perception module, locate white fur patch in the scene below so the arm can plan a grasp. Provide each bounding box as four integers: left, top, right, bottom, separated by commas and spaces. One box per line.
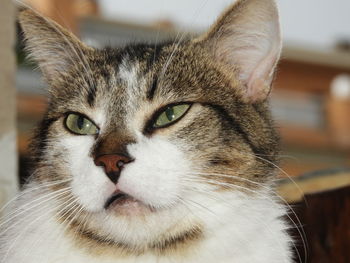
118, 59, 146, 113
119, 135, 190, 208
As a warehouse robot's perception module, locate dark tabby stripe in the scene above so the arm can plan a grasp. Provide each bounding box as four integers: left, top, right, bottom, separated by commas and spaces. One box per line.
87, 84, 97, 106
78, 228, 132, 251
147, 76, 158, 100
203, 103, 265, 156
150, 225, 203, 252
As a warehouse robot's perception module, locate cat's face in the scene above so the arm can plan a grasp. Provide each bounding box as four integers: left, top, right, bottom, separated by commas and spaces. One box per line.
20, 0, 281, 255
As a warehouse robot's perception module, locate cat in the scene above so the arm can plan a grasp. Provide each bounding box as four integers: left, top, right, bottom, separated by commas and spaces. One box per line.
0, 0, 293, 262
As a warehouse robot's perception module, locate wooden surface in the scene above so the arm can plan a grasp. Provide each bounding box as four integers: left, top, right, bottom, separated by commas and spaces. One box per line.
278, 169, 350, 262
277, 170, 350, 203
290, 185, 350, 263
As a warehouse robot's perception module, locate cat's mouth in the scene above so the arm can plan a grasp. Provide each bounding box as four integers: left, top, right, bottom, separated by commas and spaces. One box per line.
104, 192, 153, 215
104, 192, 134, 209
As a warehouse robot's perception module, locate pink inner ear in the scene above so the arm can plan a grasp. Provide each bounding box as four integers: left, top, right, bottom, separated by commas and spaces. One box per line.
245, 49, 281, 102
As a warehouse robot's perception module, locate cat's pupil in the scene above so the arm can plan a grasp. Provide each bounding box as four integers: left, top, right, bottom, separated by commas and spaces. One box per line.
165, 108, 175, 121
77, 116, 85, 130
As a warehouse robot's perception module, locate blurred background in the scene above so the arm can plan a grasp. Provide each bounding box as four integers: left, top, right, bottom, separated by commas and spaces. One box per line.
0, 0, 349, 262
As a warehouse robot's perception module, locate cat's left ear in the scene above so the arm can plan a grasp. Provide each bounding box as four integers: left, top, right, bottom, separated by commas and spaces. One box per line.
195, 0, 281, 102
18, 9, 92, 84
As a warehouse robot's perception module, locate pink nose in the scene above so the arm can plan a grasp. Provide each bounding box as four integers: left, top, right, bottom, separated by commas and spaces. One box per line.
94, 154, 133, 183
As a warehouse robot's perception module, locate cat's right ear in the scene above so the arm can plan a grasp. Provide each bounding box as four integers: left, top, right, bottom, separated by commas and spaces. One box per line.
18, 9, 92, 83
194, 0, 281, 103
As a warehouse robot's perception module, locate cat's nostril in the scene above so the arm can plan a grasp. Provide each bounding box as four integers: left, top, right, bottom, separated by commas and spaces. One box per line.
94, 153, 133, 183
116, 160, 125, 169
96, 161, 106, 168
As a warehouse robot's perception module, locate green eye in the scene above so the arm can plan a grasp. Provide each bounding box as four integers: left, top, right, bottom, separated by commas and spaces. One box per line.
65, 113, 99, 135
154, 104, 191, 128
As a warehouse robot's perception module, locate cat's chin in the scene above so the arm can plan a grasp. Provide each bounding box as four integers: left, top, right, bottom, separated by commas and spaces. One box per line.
106, 193, 155, 217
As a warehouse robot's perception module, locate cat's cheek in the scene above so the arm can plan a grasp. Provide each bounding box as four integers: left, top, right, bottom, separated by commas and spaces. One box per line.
71, 167, 115, 212
59, 136, 115, 212
118, 164, 181, 208
119, 136, 189, 208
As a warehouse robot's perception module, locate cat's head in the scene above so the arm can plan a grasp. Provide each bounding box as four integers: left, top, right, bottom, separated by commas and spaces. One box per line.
19, 0, 281, 256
